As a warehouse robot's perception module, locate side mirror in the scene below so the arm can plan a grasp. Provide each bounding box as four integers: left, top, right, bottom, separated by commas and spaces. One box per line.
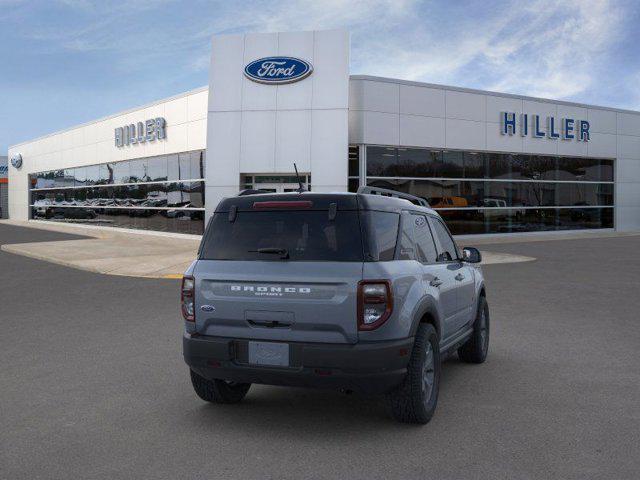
462, 247, 482, 263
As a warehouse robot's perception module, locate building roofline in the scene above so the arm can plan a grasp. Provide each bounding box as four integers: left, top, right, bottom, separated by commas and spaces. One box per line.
350, 75, 640, 116
10, 75, 640, 151
8, 85, 209, 150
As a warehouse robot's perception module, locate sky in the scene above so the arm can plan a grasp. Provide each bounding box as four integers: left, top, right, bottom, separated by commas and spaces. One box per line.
1, 0, 639, 153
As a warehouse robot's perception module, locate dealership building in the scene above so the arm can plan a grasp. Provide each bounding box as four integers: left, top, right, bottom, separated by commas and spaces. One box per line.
7, 29, 640, 236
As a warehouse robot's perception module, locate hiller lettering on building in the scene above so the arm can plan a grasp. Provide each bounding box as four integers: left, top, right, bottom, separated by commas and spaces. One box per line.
500, 112, 590, 141
115, 117, 166, 147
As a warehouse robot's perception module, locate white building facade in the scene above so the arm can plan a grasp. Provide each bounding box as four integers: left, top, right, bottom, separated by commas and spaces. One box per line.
7, 29, 640, 235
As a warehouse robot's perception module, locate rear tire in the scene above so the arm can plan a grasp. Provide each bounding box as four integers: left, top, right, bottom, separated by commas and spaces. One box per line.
386, 323, 441, 424
458, 296, 490, 364
190, 369, 251, 404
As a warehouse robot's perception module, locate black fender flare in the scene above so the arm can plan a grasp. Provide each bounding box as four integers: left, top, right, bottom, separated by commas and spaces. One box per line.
409, 295, 443, 339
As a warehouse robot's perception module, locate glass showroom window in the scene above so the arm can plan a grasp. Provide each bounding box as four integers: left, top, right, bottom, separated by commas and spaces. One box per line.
347, 145, 361, 193
29, 150, 206, 235
365, 146, 614, 235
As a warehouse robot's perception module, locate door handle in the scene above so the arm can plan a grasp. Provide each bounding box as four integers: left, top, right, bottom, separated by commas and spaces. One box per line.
429, 277, 443, 287
455, 273, 465, 281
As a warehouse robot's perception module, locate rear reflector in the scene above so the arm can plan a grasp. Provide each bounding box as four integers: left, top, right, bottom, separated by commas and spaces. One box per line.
253, 201, 313, 209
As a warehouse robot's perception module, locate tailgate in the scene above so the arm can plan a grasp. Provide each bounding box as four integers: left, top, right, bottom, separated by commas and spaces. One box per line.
194, 260, 363, 344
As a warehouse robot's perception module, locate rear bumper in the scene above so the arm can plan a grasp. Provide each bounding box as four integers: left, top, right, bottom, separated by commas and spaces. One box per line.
183, 333, 414, 395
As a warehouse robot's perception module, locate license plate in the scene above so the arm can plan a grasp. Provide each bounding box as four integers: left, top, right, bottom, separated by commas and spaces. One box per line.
248, 341, 289, 367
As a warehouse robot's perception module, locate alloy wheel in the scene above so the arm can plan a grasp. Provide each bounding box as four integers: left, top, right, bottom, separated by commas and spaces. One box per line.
421, 343, 435, 404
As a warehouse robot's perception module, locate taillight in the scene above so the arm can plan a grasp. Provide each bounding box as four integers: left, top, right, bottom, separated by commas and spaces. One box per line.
181, 276, 195, 322
357, 280, 393, 331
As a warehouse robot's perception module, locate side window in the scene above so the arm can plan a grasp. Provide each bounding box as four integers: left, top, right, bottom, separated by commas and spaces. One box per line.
398, 214, 416, 260
362, 211, 400, 261
429, 217, 458, 262
412, 214, 438, 263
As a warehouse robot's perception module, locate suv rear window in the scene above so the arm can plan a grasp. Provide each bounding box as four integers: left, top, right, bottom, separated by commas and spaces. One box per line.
200, 211, 364, 262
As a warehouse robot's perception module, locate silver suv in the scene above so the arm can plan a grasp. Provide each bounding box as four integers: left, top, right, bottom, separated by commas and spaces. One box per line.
182, 187, 489, 424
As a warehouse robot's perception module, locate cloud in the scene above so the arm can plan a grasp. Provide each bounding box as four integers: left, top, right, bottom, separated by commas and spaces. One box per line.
483, 0, 624, 99
2, 0, 638, 105
345, 0, 626, 101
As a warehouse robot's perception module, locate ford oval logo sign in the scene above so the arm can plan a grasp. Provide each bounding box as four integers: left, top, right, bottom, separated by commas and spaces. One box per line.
10, 153, 23, 169
244, 56, 313, 85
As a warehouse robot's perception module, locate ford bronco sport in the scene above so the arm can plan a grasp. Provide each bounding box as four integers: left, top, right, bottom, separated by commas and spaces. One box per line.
182, 187, 489, 424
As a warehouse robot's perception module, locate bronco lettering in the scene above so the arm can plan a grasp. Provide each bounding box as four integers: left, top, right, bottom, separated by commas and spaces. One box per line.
230, 285, 311, 294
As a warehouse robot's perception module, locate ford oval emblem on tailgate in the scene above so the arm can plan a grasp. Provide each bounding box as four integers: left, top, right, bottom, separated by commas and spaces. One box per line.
244, 56, 313, 84
200, 305, 215, 312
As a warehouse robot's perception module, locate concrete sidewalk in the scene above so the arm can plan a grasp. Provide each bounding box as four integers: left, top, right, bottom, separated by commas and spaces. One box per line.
0, 220, 200, 278
0, 219, 535, 278
456, 228, 640, 245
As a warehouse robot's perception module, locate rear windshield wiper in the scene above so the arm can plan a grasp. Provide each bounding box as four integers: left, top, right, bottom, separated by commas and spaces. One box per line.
248, 247, 290, 259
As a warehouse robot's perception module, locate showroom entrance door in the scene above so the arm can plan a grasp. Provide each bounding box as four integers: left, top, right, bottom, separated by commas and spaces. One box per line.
241, 174, 311, 193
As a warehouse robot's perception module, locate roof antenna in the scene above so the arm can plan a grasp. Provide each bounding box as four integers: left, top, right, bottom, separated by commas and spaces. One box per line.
294, 163, 306, 193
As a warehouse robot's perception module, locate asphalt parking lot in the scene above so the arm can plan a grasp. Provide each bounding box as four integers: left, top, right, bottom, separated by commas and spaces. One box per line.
1, 224, 639, 480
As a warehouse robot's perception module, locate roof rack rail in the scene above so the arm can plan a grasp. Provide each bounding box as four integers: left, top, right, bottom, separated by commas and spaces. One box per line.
357, 186, 430, 207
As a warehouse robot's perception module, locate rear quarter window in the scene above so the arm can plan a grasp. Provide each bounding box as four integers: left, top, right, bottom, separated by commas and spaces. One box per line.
360, 211, 400, 261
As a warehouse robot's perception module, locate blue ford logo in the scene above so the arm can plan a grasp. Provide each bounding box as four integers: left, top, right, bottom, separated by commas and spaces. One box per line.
200, 305, 215, 312
10, 153, 23, 169
244, 56, 313, 85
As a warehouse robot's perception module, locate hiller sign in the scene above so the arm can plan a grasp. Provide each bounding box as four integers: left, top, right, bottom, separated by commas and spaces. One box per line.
500, 112, 590, 142
115, 117, 166, 147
